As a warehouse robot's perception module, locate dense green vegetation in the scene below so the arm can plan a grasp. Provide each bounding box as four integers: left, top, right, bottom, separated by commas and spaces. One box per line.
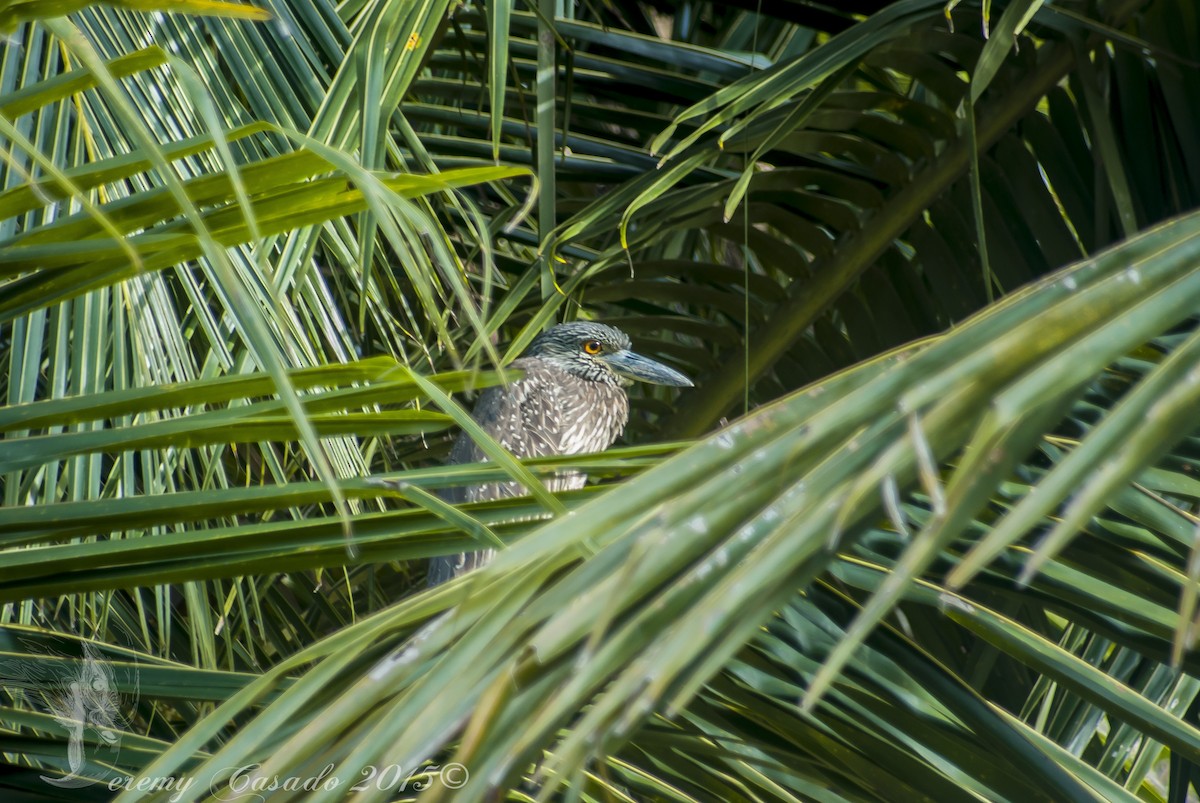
3, 0, 1200, 799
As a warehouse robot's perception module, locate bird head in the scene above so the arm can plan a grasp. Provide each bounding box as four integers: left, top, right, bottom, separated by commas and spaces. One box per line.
526, 322, 693, 388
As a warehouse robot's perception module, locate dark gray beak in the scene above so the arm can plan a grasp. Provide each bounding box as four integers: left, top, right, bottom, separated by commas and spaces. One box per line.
602, 349, 693, 387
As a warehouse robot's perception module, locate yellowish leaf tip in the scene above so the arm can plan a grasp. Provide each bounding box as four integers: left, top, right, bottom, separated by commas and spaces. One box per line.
145, 1, 273, 22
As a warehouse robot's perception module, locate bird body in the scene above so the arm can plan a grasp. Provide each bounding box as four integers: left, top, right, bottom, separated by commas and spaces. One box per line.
427, 322, 691, 586
446, 356, 631, 500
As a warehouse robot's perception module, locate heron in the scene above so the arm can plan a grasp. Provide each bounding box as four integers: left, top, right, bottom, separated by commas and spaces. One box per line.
427, 322, 693, 586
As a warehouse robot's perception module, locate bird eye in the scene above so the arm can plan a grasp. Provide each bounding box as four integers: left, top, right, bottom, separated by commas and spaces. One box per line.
582, 339, 603, 355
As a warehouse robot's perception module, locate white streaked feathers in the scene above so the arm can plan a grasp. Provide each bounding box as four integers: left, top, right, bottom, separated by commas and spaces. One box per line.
452, 357, 629, 500
426, 358, 630, 586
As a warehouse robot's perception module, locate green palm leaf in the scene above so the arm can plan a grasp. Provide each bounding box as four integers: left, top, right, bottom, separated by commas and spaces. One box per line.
4, 0, 1200, 800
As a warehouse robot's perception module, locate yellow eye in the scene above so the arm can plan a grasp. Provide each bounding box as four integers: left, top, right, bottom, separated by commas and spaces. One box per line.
582, 339, 603, 355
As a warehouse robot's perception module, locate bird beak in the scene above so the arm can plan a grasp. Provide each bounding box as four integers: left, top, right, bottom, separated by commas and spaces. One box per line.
602, 349, 694, 387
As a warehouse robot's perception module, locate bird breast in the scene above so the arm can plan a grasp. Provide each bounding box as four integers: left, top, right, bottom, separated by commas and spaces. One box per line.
544, 369, 630, 455
448, 358, 630, 502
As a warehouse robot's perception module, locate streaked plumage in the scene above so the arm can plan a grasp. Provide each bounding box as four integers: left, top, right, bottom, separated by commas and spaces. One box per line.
427, 322, 691, 586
